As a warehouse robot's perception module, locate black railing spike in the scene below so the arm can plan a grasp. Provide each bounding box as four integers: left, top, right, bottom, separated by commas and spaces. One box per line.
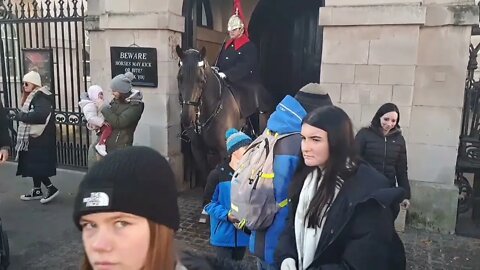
80, 0, 85, 16
6, 0, 13, 19
58, 0, 65, 18
44, 0, 51, 18
72, 0, 79, 17
19, 0, 26, 19
66, 0, 71, 18
39, 2, 44, 18
12, 0, 18, 19
52, 0, 57, 17
32, 0, 38, 19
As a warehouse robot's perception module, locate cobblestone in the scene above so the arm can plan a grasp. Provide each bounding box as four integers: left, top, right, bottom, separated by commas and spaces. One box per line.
178, 189, 480, 270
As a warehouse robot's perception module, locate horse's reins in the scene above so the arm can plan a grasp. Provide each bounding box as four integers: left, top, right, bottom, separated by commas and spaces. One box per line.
179, 52, 224, 135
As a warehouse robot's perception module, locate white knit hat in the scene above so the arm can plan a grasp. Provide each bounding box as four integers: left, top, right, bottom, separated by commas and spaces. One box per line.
23, 71, 42, 87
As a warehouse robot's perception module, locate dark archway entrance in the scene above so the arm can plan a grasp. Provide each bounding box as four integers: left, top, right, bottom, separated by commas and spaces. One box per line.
249, 0, 324, 104
180, 0, 324, 188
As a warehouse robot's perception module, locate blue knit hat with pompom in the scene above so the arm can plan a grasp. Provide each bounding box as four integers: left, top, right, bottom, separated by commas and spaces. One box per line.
225, 128, 252, 155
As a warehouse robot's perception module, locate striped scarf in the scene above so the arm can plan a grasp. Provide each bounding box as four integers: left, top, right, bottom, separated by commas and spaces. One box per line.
15, 87, 52, 160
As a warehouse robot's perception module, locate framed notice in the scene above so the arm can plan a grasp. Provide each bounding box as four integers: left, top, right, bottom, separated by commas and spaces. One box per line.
22, 48, 54, 91
110, 47, 158, 87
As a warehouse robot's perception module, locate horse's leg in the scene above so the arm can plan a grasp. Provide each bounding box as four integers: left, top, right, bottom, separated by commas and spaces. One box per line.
249, 113, 260, 136
189, 134, 209, 191
187, 135, 211, 224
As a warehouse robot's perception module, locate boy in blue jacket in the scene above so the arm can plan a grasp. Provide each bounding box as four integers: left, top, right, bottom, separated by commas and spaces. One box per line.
250, 83, 333, 270
204, 128, 252, 261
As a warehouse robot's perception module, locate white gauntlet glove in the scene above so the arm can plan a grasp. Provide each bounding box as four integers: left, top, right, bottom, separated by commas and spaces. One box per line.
281, 258, 297, 270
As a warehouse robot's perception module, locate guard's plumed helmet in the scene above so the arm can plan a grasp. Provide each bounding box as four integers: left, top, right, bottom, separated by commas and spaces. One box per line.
227, 9, 244, 31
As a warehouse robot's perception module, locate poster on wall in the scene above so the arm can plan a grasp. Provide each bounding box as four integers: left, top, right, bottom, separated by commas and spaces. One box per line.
110, 47, 158, 88
22, 48, 54, 91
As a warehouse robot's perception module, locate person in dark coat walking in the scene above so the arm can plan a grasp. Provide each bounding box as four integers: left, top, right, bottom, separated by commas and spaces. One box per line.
0, 99, 10, 163
276, 106, 406, 270
355, 103, 411, 208
8, 71, 58, 203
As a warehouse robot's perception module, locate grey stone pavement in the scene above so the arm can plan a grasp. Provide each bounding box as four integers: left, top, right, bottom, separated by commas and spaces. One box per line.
0, 162, 480, 269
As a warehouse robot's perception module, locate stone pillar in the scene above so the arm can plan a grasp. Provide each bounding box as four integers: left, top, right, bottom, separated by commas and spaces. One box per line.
86, 0, 187, 190
319, 0, 478, 233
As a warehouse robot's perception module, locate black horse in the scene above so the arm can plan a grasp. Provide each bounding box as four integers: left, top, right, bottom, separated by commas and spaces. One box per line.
176, 45, 271, 188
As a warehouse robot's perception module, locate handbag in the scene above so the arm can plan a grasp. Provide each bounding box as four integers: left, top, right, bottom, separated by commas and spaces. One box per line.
30, 112, 51, 138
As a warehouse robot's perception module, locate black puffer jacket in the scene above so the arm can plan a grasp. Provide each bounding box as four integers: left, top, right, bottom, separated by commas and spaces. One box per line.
275, 163, 406, 270
355, 126, 410, 199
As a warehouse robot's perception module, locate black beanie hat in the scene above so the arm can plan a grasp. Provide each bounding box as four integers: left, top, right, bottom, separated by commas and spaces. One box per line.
294, 83, 333, 113
73, 146, 180, 231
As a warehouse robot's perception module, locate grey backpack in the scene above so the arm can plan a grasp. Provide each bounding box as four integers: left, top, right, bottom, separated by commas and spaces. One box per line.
230, 129, 294, 230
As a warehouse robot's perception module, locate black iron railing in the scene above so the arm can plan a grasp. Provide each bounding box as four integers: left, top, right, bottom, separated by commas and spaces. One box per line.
0, 0, 90, 169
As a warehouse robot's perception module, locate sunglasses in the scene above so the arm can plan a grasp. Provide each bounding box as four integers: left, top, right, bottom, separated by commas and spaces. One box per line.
23, 82, 30, 87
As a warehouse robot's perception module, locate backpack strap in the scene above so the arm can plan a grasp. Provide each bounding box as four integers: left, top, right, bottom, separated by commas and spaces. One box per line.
278, 198, 290, 208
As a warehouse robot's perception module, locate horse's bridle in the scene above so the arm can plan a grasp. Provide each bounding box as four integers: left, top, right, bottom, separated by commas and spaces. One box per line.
179, 56, 223, 136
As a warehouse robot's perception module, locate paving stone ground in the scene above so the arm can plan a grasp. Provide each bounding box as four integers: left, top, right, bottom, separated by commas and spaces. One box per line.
177, 189, 480, 270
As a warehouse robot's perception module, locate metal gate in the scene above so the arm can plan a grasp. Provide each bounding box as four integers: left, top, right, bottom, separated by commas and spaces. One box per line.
0, 0, 90, 169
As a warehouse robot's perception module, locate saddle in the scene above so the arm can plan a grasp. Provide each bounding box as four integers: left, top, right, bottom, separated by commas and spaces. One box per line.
216, 72, 272, 117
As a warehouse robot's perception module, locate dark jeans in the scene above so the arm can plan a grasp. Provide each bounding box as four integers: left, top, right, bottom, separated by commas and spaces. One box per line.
214, 246, 246, 261
32, 176, 52, 188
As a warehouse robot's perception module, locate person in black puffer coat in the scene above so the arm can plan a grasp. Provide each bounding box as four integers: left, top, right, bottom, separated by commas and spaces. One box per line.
355, 103, 411, 209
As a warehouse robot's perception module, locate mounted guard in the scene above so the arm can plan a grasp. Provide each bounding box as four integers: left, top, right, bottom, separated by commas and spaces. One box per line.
215, 0, 271, 132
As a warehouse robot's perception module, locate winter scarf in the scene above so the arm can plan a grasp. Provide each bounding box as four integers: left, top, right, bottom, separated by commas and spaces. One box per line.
295, 169, 342, 269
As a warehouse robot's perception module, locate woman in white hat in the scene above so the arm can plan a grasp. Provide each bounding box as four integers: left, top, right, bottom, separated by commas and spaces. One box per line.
8, 70, 59, 204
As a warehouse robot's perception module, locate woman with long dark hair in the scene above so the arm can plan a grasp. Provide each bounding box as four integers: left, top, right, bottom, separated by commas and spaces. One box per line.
276, 106, 406, 270
355, 103, 411, 208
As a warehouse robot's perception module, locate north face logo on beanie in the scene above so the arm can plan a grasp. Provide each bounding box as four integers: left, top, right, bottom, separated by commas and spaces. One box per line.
83, 192, 110, 207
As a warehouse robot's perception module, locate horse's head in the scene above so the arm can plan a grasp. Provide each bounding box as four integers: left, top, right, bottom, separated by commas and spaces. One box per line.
176, 45, 208, 129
